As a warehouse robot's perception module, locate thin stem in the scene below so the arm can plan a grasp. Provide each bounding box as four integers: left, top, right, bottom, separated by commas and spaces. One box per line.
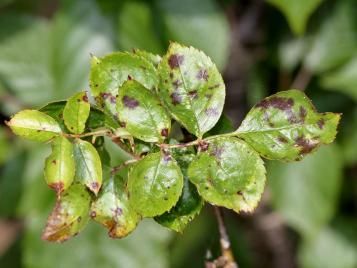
159, 139, 200, 149
291, 66, 312, 91
63, 129, 111, 139
111, 159, 138, 175
213, 207, 238, 268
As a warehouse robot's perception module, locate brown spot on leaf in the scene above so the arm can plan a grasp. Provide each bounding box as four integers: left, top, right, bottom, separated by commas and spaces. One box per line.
101, 92, 110, 99
91, 182, 100, 192
168, 54, 184, 69
317, 118, 325, 129
163, 151, 172, 163
208, 84, 221, 90
127, 75, 132, 80
52, 160, 57, 164
277, 136, 288, 143
169, 73, 174, 79
170, 92, 182, 105
198, 141, 209, 152
196, 69, 209, 81
172, 79, 182, 89
295, 136, 318, 154
110, 95, 116, 104
161, 128, 169, 137
299, 106, 307, 121
82, 94, 89, 102
114, 207, 123, 216
119, 121, 126, 127
90, 211, 96, 218
122, 96, 139, 109
188, 90, 198, 99
211, 146, 224, 159
48, 182, 64, 194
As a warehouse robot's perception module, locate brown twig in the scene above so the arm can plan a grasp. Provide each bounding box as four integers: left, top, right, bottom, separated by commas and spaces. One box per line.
111, 159, 138, 175
291, 66, 312, 91
207, 207, 238, 268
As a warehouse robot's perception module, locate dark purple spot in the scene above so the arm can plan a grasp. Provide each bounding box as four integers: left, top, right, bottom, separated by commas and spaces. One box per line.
196, 69, 209, 81
122, 96, 139, 109
317, 118, 325, 129
127, 75, 132, 80
163, 151, 172, 163
205, 108, 219, 117
170, 92, 182, 105
161, 128, 169, 137
277, 136, 288, 143
110, 95, 116, 104
256, 97, 294, 111
211, 146, 224, 159
101, 92, 110, 99
188, 90, 198, 99
295, 136, 318, 154
90, 211, 97, 218
172, 80, 182, 89
237, 190, 243, 196
114, 207, 123, 216
299, 106, 307, 121
168, 54, 184, 69
91, 182, 99, 191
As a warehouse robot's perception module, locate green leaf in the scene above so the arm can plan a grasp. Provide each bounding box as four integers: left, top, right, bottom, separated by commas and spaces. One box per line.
117, 80, 171, 143
298, 228, 357, 268
155, 178, 203, 233
63, 91, 90, 134
320, 56, 357, 102
187, 137, 266, 213
133, 49, 162, 68
73, 139, 103, 195
91, 175, 140, 238
267, 0, 323, 35
236, 90, 341, 161
127, 152, 184, 217
155, 149, 203, 232
44, 136, 75, 194
304, 0, 357, 73
268, 145, 343, 237
118, 1, 164, 54
42, 183, 91, 242
0, 127, 10, 164
7, 110, 62, 142
89, 52, 159, 116
39, 100, 67, 130
158, 42, 225, 137
157, 0, 230, 70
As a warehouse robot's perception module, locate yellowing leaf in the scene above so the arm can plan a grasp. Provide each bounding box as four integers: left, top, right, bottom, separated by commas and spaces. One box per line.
42, 183, 91, 242
7, 110, 61, 142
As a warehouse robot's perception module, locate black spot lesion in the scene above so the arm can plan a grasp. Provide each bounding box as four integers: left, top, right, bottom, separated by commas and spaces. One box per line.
188, 90, 198, 99
122, 96, 139, 109
277, 136, 288, 143
161, 128, 169, 137
317, 118, 325, 129
299, 106, 307, 121
168, 54, 184, 69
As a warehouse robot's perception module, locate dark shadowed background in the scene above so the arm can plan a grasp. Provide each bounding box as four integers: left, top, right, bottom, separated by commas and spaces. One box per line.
0, 0, 356, 267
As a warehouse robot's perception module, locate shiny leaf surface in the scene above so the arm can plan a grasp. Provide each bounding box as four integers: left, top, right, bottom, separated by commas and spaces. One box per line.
63, 91, 90, 134
128, 152, 184, 217
158, 42, 225, 137
7, 110, 61, 142
44, 136, 75, 194
91, 175, 140, 238
188, 137, 266, 213
73, 139, 102, 195
117, 80, 171, 143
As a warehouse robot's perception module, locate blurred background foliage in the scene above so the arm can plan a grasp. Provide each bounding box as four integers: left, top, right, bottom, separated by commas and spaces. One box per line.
0, 0, 356, 267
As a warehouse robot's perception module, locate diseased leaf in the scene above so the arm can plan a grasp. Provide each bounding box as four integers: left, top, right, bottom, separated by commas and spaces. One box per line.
63, 91, 90, 134
7, 110, 62, 142
44, 136, 75, 194
236, 90, 341, 161
158, 42, 225, 137
73, 139, 102, 195
42, 183, 91, 242
89, 52, 159, 116
39, 101, 67, 131
187, 137, 266, 213
267, 0, 323, 35
133, 49, 162, 68
117, 80, 171, 143
128, 152, 184, 217
91, 175, 140, 238
155, 150, 203, 232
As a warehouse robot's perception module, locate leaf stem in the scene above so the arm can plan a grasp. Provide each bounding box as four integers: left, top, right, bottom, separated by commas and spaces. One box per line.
63, 129, 111, 139
111, 159, 138, 175
213, 206, 239, 268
